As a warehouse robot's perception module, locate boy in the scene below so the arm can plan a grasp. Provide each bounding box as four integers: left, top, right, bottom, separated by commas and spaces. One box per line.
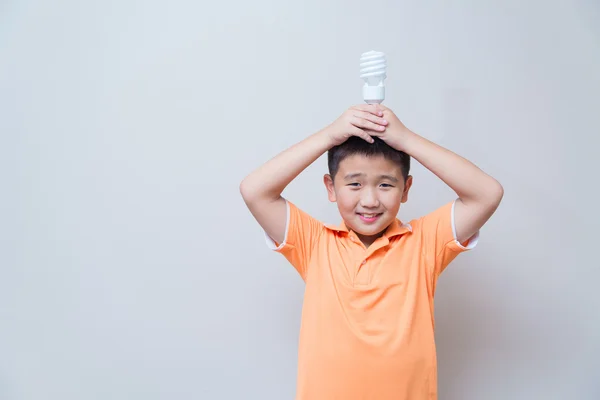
240, 104, 503, 399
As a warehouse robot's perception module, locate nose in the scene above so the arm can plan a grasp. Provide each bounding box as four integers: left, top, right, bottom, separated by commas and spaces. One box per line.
359, 188, 380, 208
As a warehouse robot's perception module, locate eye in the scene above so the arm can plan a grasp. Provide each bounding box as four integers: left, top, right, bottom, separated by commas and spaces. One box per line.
347, 183, 361, 187
380, 183, 394, 188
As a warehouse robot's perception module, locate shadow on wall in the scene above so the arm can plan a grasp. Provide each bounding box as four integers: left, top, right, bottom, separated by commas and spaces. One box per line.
433, 247, 589, 399
0, 377, 15, 400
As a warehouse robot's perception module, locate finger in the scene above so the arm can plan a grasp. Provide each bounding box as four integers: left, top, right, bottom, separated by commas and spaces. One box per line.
352, 104, 384, 116
354, 110, 388, 126
363, 129, 383, 137
373, 104, 390, 116
351, 127, 374, 143
362, 133, 375, 144
351, 116, 386, 132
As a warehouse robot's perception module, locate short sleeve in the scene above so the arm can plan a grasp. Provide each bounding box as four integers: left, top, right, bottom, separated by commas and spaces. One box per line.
263, 199, 324, 280
417, 199, 480, 278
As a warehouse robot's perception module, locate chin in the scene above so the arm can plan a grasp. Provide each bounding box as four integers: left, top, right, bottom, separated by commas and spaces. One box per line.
348, 215, 394, 236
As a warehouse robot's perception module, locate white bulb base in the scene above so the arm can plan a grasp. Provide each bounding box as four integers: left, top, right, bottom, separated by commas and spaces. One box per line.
363, 85, 385, 104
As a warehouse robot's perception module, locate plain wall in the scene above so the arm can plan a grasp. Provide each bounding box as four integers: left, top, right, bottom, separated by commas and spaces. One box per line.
1, 0, 599, 399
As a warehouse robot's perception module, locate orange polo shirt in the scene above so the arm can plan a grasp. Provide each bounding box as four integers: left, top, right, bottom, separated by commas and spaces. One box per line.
265, 199, 478, 400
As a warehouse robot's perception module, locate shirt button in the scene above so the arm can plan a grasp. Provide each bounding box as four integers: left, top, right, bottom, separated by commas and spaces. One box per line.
361, 260, 366, 265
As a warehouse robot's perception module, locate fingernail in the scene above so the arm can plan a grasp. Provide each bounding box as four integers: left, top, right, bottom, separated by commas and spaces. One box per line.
382, 119, 388, 124
379, 125, 385, 130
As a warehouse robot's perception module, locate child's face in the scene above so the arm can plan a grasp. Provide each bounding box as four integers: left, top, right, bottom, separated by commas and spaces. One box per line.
324, 154, 412, 244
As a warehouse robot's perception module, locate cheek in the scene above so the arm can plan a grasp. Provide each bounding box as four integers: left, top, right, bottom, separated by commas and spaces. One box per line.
336, 189, 359, 211
382, 190, 403, 209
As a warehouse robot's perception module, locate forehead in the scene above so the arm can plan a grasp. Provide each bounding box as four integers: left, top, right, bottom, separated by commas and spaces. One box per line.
337, 154, 402, 178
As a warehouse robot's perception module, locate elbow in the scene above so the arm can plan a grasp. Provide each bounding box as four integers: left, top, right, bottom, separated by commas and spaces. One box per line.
239, 177, 267, 205
486, 179, 504, 208
239, 178, 253, 204
240, 176, 282, 205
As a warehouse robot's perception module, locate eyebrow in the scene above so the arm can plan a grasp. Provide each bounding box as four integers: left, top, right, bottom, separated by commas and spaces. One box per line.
343, 173, 399, 183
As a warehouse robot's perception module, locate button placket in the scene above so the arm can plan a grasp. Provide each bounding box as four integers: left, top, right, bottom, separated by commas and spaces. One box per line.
355, 258, 369, 285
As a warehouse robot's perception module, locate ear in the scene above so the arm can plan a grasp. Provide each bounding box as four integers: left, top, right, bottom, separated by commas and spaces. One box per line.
324, 174, 337, 202
401, 175, 413, 203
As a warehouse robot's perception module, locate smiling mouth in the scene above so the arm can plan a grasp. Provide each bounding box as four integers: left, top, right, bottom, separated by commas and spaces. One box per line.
357, 213, 383, 222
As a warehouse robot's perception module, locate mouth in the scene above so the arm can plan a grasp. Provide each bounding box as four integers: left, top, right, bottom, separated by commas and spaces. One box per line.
357, 213, 383, 223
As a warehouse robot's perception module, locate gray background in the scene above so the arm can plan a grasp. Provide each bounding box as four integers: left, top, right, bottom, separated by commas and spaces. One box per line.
1, 0, 599, 399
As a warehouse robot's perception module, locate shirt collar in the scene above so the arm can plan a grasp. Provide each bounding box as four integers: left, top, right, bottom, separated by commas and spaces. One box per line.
324, 218, 412, 239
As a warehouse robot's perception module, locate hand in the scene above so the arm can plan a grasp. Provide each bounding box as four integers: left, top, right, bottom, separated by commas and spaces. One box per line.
374, 105, 412, 152
322, 104, 389, 147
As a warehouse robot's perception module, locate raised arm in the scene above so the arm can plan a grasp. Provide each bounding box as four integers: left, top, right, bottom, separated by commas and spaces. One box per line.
239, 104, 388, 244
375, 106, 504, 243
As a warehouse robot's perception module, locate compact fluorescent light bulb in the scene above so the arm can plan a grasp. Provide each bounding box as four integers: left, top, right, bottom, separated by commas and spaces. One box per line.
360, 50, 387, 104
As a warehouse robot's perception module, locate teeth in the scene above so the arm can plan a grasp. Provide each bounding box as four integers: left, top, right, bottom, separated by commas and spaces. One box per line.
362, 214, 377, 218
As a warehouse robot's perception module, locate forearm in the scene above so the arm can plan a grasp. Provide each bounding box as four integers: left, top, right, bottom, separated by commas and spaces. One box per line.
240, 129, 333, 203
399, 130, 503, 205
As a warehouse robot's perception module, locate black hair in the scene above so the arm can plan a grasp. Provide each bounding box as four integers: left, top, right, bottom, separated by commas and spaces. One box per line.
327, 136, 410, 181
